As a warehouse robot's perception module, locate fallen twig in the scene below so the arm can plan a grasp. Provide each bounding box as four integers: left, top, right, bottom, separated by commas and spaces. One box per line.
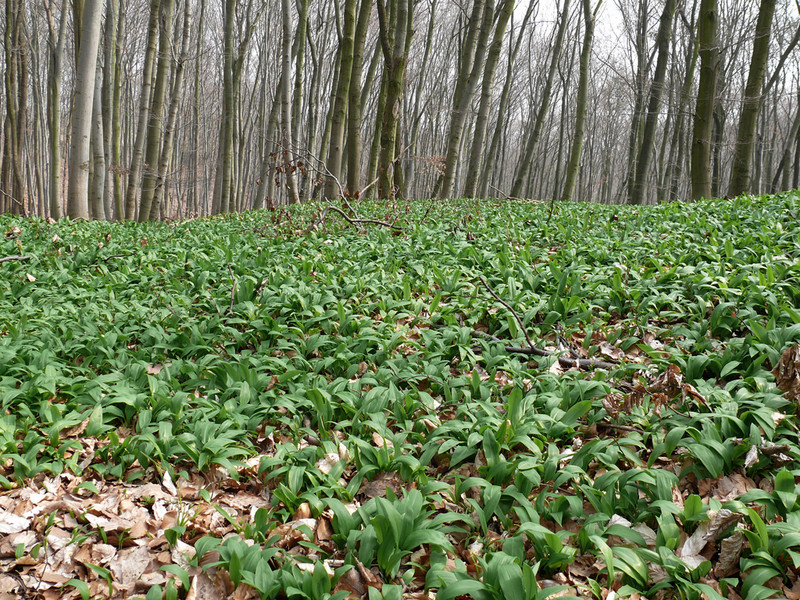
227, 265, 237, 314
477, 277, 619, 370
592, 421, 645, 434
0, 255, 32, 264
308, 205, 405, 233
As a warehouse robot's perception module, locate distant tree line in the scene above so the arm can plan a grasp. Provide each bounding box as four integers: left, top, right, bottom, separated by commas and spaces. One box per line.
0, 0, 797, 219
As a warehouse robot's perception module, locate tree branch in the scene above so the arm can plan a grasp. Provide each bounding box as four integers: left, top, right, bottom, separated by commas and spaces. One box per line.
0, 255, 32, 264
477, 277, 618, 370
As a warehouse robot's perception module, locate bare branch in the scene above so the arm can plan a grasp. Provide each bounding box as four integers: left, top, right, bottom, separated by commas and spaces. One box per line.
0, 255, 32, 265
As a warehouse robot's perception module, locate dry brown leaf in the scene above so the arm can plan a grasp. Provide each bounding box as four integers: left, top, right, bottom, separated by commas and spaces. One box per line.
0, 510, 30, 534
773, 344, 800, 400
316, 453, 341, 475
334, 565, 366, 598
715, 530, 745, 577
647, 364, 683, 397
229, 583, 262, 599
359, 472, 403, 499
785, 578, 800, 600
186, 572, 227, 600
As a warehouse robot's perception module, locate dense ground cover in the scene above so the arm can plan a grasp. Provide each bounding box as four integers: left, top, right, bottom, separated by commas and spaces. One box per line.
1, 195, 800, 600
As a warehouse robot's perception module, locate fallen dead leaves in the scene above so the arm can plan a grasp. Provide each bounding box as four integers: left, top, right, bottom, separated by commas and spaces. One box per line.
0, 469, 275, 599
774, 343, 800, 403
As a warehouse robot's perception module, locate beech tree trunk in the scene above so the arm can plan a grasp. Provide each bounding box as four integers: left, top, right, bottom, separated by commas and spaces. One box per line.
509, 0, 570, 199
629, 0, 676, 205
560, 0, 599, 203
67, 0, 104, 220
691, 0, 719, 201
728, 0, 776, 196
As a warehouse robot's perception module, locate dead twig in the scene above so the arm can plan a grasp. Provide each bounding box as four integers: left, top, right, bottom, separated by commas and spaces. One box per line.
479, 276, 535, 349
227, 264, 237, 314
592, 421, 645, 434
0, 255, 32, 264
477, 277, 619, 370
308, 205, 405, 233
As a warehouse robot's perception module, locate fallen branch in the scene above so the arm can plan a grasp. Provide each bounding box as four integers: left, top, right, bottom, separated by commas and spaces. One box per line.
477, 277, 619, 370
308, 205, 405, 233
592, 421, 645, 434
0, 255, 32, 264
227, 265, 237, 314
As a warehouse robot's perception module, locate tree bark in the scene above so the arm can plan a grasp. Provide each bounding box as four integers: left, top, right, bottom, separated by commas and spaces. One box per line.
629, 0, 676, 205
345, 0, 373, 196
376, 0, 413, 199
44, 0, 68, 219
138, 0, 174, 221
123, 0, 161, 220
462, 0, 515, 199
690, 0, 719, 201
560, 0, 599, 203
150, 0, 192, 220
67, 0, 104, 220
727, 0, 776, 196
434, 0, 494, 199
280, 0, 300, 204
509, 0, 570, 199
324, 0, 357, 200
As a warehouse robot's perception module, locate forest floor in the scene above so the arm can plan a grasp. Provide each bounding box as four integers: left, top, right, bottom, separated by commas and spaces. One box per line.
1, 196, 800, 600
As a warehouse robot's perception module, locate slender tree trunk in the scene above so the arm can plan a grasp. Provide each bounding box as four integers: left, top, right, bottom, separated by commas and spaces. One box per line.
434, 0, 494, 199
124, 0, 160, 220
629, 0, 676, 205
138, 0, 174, 221
560, 0, 599, 203
667, 3, 699, 202
690, 0, 719, 201
345, 0, 373, 196
478, 0, 535, 198
150, 0, 192, 220
727, 0, 776, 196
44, 0, 68, 219
509, 0, 570, 199
405, 0, 438, 195
324, 0, 357, 200
462, 0, 515, 198
100, 0, 116, 219
217, 0, 236, 213
280, 0, 300, 204
112, 0, 126, 220
89, 64, 106, 219
377, 0, 413, 199
67, 0, 104, 220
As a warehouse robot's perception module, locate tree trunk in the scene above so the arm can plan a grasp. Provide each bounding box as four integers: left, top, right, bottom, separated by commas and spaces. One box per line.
112, 0, 126, 220
67, 0, 104, 220
216, 0, 236, 213
690, 0, 719, 201
44, 0, 68, 219
462, 0, 515, 199
150, 0, 192, 220
345, 0, 373, 196
560, 0, 598, 203
509, 0, 570, 199
280, 0, 300, 204
377, 0, 413, 199
629, 0, 676, 205
89, 63, 106, 219
727, 0, 776, 196
324, 0, 357, 200
138, 0, 174, 221
434, 0, 494, 199
123, 0, 161, 220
